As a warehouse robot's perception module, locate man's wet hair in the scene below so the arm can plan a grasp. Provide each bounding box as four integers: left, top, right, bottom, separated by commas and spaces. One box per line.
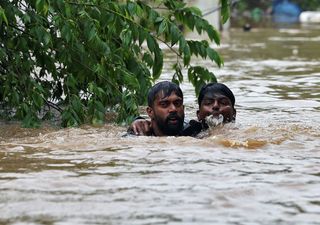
198, 82, 235, 108
148, 81, 183, 107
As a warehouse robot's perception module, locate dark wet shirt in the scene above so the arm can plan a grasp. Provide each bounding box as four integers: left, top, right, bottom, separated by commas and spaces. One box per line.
180, 120, 204, 137
126, 118, 206, 137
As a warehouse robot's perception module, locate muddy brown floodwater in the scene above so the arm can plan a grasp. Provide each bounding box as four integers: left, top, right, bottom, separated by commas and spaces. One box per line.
1, 25, 320, 225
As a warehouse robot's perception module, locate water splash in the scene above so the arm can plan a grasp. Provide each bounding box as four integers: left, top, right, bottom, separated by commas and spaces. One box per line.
205, 114, 224, 128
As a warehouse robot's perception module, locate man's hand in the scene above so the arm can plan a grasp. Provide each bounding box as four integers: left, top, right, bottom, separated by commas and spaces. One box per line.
129, 119, 151, 135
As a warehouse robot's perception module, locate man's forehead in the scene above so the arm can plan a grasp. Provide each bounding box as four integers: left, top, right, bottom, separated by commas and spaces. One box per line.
203, 92, 229, 100
156, 91, 182, 101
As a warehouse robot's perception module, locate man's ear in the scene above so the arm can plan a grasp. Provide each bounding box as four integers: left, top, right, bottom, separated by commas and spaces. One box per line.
233, 108, 237, 120
196, 110, 200, 120
146, 106, 154, 120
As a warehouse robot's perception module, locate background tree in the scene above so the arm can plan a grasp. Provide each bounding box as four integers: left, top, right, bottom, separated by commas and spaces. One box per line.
0, 0, 230, 127
292, 0, 320, 11
235, 0, 320, 12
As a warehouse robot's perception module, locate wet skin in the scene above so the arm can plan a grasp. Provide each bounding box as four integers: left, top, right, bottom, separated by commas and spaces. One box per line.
147, 92, 184, 136
197, 93, 236, 124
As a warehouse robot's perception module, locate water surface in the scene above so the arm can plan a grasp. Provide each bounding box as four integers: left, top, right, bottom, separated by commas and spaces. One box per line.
1, 25, 320, 224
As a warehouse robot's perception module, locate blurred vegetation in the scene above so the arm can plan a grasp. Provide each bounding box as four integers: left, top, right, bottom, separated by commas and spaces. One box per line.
236, 0, 320, 12
232, 0, 320, 27
0, 0, 230, 127
292, 0, 320, 11
235, 0, 270, 12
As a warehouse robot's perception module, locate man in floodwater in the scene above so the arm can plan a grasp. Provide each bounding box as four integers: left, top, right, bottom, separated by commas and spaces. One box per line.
128, 81, 185, 136
182, 82, 236, 136
129, 82, 236, 137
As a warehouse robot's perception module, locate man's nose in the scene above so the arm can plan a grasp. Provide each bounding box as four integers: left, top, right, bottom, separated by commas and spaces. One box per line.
212, 100, 219, 110
168, 103, 178, 112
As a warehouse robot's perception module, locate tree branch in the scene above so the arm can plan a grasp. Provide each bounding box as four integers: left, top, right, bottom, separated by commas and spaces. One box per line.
66, 1, 182, 58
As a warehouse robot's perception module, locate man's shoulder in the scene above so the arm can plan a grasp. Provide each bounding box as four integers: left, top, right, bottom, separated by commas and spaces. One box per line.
181, 119, 203, 137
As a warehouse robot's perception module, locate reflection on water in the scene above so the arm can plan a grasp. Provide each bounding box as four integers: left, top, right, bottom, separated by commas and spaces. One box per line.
1, 25, 320, 224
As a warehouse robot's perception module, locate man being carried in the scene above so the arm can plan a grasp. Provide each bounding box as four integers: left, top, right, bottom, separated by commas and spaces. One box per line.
183, 82, 236, 136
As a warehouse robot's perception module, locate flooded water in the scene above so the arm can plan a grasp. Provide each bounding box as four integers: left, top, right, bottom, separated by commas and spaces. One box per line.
1, 25, 320, 224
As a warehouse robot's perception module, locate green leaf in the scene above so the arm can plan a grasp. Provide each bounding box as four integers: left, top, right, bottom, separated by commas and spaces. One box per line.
138, 29, 146, 46
43, 32, 51, 46
195, 18, 203, 34
221, 0, 230, 24
153, 49, 163, 80
136, 4, 144, 17
146, 35, 155, 53
95, 101, 105, 113
149, 9, 159, 22
36, 0, 49, 15
189, 6, 202, 16
88, 26, 97, 42
120, 29, 132, 46
155, 17, 164, 23
121, 69, 140, 89
127, 2, 137, 16
66, 75, 77, 91
12, 91, 20, 105
0, 7, 8, 26
22, 112, 40, 128
183, 44, 191, 66
206, 47, 223, 67
22, 13, 31, 24
179, 36, 187, 54
207, 25, 220, 45
188, 66, 217, 96
142, 52, 154, 67
173, 63, 183, 83
158, 19, 167, 35
32, 92, 44, 109
71, 98, 82, 115
170, 24, 180, 46
186, 12, 196, 30
61, 24, 72, 42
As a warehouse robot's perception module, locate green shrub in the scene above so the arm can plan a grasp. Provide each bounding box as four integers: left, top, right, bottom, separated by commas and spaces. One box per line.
0, 0, 230, 127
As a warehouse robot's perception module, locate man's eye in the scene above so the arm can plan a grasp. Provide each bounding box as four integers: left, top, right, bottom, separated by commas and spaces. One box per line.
220, 100, 229, 105
204, 101, 212, 105
160, 102, 168, 107
174, 100, 182, 107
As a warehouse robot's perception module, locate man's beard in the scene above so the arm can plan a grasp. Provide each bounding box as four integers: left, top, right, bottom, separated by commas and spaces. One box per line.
155, 112, 184, 136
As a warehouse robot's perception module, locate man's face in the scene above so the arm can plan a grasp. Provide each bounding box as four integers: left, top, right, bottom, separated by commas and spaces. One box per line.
197, 92, 236, 123
148, 91, 185, 136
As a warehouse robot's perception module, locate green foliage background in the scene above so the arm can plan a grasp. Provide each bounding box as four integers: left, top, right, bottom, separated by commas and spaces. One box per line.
236, 0, 320, 11
0, 0, 229, 127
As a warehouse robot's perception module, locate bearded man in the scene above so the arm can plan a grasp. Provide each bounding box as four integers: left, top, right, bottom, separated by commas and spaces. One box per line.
128, 81, 185, 136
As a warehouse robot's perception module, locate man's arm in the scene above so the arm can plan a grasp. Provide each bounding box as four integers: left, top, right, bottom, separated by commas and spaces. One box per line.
127, 117, 152, 135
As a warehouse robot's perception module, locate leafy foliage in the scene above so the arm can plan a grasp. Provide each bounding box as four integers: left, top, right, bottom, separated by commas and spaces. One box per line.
236, 0, 320, 12
0, 0, 230, 127
292, 0, 320, 11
